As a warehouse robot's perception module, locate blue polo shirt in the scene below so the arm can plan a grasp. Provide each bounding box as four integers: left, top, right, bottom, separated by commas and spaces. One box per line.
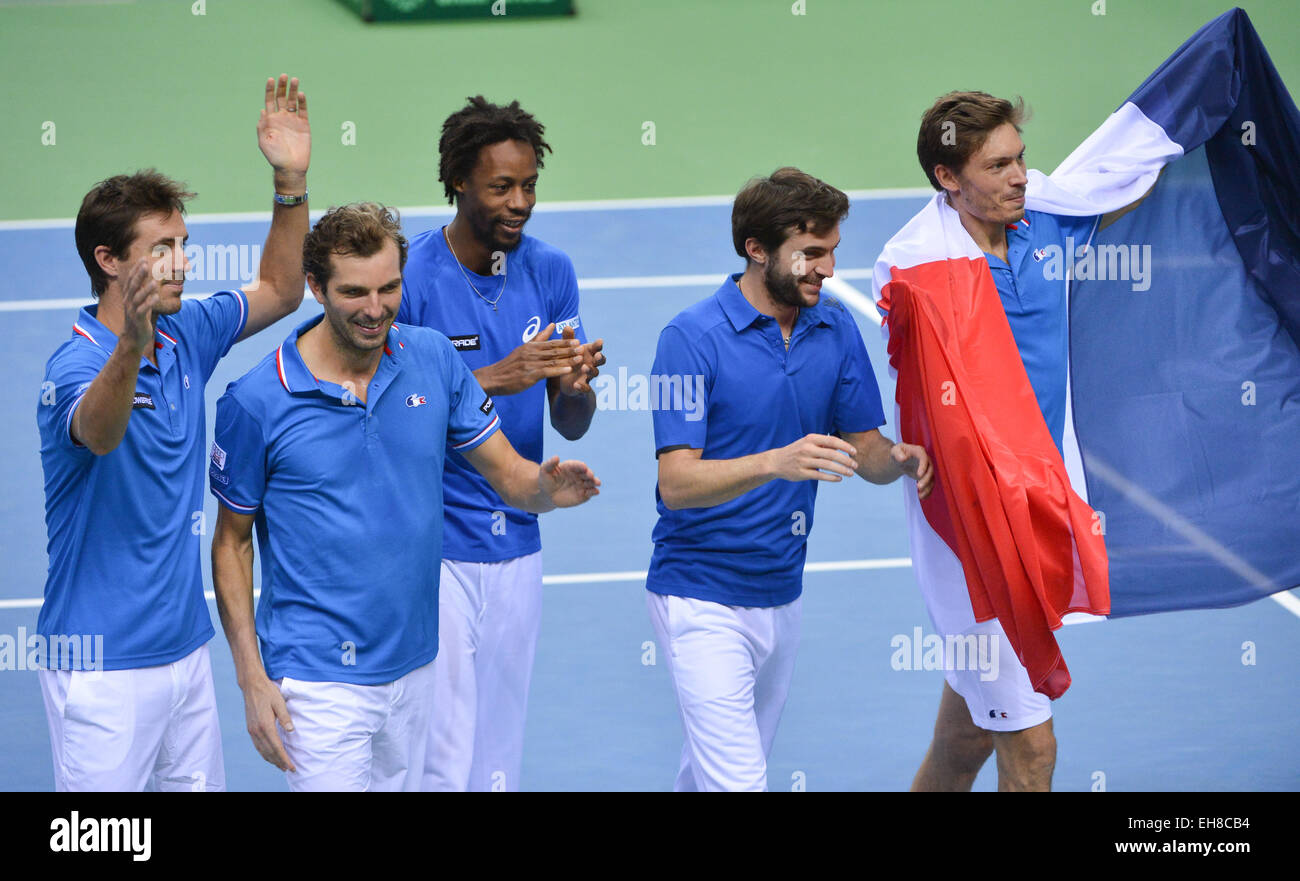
647, 275, 886, 608
398, 228, 585, 563
37, 290, 248, 671
985, 210, 1099, 451
209, 318, 500, 685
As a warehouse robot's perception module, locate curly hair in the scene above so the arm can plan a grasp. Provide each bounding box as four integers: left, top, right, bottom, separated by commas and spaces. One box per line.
302, 203, 408, 291
438, 96, 552, 204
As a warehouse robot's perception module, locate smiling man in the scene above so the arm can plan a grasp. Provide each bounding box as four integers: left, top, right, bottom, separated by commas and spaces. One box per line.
208, 204, 600, 792
35, 75, 311, 792
647, 168, 933, 791
397, 97, 605, 792
885, 91, 1143, 792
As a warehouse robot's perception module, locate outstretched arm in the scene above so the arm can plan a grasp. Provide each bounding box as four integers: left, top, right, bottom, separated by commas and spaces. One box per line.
461, 430, 600, 513
240, 74, 312, 341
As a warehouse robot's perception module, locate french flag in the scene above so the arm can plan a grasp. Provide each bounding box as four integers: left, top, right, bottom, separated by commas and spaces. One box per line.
873, 8, 1300, 699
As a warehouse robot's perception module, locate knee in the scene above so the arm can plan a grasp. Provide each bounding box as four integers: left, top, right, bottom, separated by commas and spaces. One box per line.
997, 725, 1056, 790
932, 725, 994, 772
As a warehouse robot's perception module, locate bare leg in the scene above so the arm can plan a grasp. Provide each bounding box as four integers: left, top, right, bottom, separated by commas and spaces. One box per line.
910, 682, 994, 792
993, 718, 1056, 792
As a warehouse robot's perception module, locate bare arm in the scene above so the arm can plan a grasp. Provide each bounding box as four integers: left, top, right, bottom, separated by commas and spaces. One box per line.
239, 75, 312, 342
72, 258, 155, 455
461, 430, 600, 513
211, 505, 295, 772
841, 429, 934, 498
546, 329, 603, 441
656, 433, 859, 511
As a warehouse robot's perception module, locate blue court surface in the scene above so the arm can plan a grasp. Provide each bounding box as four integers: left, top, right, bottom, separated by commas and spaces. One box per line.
1, 195, 1296, 791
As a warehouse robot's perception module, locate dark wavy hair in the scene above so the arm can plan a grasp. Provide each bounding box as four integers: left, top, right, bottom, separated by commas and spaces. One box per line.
75, 170, 195, 296
731, 167, 849, 262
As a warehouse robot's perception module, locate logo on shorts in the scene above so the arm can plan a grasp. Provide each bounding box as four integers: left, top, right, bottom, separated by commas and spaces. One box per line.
480, 397, 495, 416
988, 709, 1009, 719
132, 392, 155, 410
405, 394, 427, 408
448, 334, 481, 351
210, 441, 226, 470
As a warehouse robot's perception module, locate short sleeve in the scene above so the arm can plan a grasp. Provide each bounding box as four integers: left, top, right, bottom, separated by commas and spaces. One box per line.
832, 318, 886, 434
442, 337, 501, 453
650, 325, 713, 456
38, 348, 100, 458
1055, 212, 1101, 246
173, 290, 249, 382
209, 391, 267, 514
547, 254, 587, 344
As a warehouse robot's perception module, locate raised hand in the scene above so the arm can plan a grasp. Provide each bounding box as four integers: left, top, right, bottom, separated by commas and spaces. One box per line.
477, 322, 584, 396
768, 433, 859, 483
120, 257, 160, 355
538, 456, 601, 508
892, 441, 934, 499
258, 74, 310, 177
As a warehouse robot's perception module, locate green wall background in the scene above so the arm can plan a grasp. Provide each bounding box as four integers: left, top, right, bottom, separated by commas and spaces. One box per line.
2, 0, 1297, 220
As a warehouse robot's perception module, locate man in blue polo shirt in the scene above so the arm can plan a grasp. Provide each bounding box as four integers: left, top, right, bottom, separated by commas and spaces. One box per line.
208, 203, 600, 792
649, 168, 933, 792
35, 75, 312, 792
885, 91, 1144, 792
399, 97, 604, 792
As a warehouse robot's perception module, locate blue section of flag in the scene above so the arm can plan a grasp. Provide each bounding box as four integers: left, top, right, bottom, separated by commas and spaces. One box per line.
1071, 9, 1300, 616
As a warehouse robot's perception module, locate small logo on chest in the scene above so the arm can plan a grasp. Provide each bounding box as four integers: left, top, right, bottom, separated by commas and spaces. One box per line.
405, 394, 428, 408
448, 334, 481, 351
132, 392, 155, 410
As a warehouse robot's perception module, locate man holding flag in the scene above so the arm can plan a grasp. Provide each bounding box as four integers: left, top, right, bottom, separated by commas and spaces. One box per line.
874, 9, 1300, 792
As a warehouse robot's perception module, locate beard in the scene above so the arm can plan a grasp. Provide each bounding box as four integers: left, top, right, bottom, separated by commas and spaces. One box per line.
764, 258, 810, 308
325, 306, 390, 356
466, 206, 527, 256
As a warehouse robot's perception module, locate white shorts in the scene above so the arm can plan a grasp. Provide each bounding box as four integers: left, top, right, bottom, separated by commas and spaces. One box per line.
647, 592, 801, 792
425, 551, 543, 792
278, 660, 436, 792
904, 480, 1052, 733
39, 643, 225, 792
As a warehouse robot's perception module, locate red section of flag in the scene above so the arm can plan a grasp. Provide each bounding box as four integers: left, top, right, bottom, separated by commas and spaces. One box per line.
883, 257, 1110, 699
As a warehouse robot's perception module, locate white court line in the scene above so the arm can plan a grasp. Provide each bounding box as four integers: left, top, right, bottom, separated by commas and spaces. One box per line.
823, 275, 884, 326
0, 188, 934, 231
0, 270, 885, 311
0, 557, 916, 609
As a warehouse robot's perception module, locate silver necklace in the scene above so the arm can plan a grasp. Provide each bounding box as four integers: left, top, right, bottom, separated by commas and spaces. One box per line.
444, 227, 506, 310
